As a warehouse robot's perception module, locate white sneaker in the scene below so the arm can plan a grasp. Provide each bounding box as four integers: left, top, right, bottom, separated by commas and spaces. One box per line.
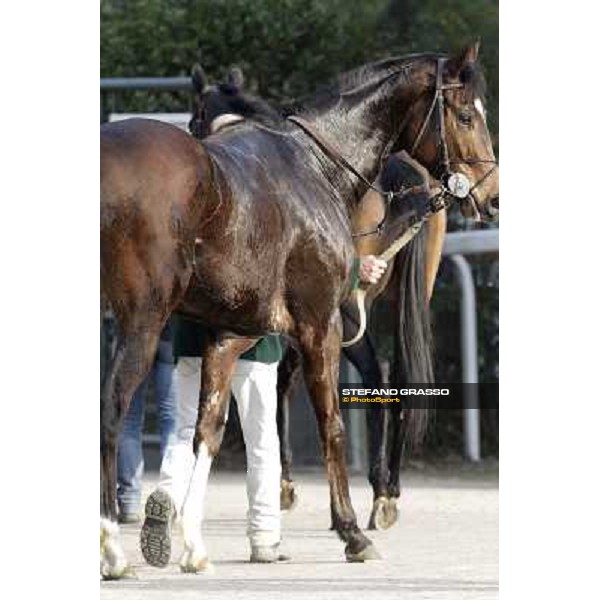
250, 543, 291, 563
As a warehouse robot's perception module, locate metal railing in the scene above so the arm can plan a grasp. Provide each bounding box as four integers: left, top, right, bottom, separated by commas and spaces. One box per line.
100, 77, 193, 123
443, 229, 499, 461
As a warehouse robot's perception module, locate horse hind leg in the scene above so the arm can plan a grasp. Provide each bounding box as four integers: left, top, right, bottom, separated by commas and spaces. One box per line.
381, 406, 408, 529
298, 318, 379, 562
365, 405, 393, 530
100, 319, 165, 579
276, 345, 302, 510
341, 331, 394, 530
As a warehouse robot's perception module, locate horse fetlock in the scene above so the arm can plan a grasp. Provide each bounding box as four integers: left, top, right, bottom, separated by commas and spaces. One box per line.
344, 532, 381, 562
280, 479, 297, 511
388, 483, 401, 499
332, 518, 361, 542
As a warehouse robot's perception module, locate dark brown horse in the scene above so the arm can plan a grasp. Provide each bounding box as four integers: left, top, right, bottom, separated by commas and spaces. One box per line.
100, 47, 498, 577
187, 45, 498, 530
281, 43, 498, 527
187, 72, 446, 526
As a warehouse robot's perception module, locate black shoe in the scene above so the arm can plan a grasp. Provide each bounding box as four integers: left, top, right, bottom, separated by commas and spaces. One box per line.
139, 489, 175, 568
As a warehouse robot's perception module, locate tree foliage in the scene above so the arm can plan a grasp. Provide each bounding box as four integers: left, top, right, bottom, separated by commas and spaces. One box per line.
101, 0, 498, 140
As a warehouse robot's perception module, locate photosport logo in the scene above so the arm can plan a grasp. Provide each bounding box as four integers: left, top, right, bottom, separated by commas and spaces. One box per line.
337, 384, 499, 409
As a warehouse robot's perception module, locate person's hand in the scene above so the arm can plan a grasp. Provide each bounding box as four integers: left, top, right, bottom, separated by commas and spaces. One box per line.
359, 255, 387, 284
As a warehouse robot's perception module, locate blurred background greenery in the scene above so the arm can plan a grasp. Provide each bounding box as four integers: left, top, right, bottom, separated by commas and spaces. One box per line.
101, 0, 498, 461
101, 0, 497, 145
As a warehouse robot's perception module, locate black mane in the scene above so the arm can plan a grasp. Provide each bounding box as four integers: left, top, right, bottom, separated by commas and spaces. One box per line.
292, 53, 454, 115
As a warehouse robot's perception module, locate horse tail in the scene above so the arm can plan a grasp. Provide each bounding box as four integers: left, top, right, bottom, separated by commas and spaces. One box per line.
390, 223, 434, 449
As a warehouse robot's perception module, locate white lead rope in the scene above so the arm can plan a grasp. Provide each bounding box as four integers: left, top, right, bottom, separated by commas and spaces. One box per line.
341, 220, 424, 347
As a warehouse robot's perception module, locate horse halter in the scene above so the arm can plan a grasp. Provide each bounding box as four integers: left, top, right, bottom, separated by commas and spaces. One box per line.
409, 57, 498, 219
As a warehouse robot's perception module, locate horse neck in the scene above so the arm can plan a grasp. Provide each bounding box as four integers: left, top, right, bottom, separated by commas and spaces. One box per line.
304, 67, 427, 204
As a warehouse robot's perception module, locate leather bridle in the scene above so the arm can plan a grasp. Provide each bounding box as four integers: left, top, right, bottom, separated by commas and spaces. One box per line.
409, 57, 498, 220
287, 57, 498, 234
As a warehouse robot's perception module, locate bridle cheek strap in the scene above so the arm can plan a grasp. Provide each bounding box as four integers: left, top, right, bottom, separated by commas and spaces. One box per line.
411, 57, 498, 216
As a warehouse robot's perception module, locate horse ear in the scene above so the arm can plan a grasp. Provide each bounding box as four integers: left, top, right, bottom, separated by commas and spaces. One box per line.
191, 63, 207, 93
226, 67, 245, 90
445, 41, 480, 79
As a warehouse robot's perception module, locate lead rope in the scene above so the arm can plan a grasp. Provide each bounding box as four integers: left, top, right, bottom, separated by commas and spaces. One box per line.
341, 188, 452, 347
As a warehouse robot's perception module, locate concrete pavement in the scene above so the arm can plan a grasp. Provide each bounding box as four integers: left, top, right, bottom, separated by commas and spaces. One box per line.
101, 467, 498, 599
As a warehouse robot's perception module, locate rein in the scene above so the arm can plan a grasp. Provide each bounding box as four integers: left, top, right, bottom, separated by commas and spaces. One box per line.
287, 115, 397, 200
287, 114, 453, 238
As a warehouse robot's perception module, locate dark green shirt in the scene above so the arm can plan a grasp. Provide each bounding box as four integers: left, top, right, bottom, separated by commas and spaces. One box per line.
172, 316, 282, 364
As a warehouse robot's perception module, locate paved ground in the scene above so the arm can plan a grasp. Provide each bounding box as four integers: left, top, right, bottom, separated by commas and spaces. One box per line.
101, 466, 498, 600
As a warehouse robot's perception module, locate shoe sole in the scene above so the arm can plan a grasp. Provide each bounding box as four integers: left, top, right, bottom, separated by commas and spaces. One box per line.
140, 489, 173, 568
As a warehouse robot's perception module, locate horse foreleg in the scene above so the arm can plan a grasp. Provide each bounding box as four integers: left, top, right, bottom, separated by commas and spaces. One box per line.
299, 317, 379, 562
276, 346, 302, 510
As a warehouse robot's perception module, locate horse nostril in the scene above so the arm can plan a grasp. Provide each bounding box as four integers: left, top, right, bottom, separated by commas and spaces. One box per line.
490, 196, 499, 210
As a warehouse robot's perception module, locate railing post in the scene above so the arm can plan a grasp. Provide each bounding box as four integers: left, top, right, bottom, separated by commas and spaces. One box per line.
449, 254, 481, 462
340, 357, 367, 472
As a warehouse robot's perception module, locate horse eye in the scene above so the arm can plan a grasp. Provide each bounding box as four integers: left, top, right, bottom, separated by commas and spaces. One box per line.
458, 111, 473, 126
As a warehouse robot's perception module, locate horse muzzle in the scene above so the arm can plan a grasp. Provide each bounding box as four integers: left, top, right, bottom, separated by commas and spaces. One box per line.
482, 196, 499, 222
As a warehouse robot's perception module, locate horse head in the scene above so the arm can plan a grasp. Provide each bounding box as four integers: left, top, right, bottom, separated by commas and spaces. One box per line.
188, 64, 280, 139
399, 43, 499, 222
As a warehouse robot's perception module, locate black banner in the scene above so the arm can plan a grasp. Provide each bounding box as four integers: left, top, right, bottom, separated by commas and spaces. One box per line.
337, 383, 499, 409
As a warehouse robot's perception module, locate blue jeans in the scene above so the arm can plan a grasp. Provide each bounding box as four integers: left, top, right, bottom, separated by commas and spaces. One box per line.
117, 339, 176, 515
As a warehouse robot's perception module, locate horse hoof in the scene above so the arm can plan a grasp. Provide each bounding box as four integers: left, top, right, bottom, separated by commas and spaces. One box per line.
383, 497, 399, 528
280, 480, 297, 511
367, 497, 388, 530
101, 564, 137, 581
100, 517, 133, 580
140, 488, 175, 568
179, 553, 215, 574
345, 542, 382, 562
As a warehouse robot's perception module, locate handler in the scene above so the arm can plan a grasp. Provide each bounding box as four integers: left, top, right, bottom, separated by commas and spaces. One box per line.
140, 255, 387, 573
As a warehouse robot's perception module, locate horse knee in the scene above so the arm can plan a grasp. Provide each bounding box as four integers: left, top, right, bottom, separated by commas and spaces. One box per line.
321, 413, 346, 457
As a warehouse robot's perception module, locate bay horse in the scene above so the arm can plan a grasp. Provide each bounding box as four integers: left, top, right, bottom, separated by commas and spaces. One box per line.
101, 46, 498, 577
186, 45, 498, 531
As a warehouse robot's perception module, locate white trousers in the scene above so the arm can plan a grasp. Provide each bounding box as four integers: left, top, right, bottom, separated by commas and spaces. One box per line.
158, 356, 281, 558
